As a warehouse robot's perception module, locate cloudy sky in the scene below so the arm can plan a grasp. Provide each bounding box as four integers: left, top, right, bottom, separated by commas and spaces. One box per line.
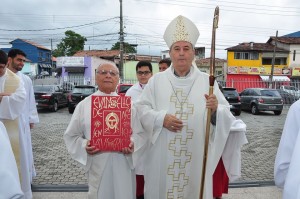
0, 0, 299, 59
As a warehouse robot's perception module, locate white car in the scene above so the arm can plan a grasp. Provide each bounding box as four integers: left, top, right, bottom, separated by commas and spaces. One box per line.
280, 85, 300, 100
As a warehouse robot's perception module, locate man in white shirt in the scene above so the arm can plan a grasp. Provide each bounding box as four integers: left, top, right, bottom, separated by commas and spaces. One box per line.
126, 61, 153, 199
133, 15, 245, 199
8, 49, 39, 186
64, 61, 136, 199
0, 49, 28, 197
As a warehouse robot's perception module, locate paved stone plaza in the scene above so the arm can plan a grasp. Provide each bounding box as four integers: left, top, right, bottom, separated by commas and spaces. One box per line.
31, 107, 288, 186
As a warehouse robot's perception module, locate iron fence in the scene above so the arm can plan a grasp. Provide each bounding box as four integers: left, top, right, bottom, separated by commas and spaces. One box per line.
32, 75, 300, 105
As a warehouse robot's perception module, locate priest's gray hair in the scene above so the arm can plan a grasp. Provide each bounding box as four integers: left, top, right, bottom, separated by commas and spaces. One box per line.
96, 60, 119, 73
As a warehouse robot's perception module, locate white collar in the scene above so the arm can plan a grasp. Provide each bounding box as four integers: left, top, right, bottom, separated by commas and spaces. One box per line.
139, 83, 147, 89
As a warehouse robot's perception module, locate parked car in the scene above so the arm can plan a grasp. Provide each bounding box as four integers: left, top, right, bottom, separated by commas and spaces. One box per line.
68, 85, 97, 113
280, 85, 300, 100
34, 85, 68, 112
276, 89, 296, 105
239, 88, 283, 115
117, 84, 133, 96
222, 87, 241, 116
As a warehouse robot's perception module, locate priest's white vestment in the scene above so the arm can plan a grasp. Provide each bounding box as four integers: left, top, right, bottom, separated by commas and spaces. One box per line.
0, 121, 24, 199
64, 90, 136, 199
0, 69, 25, 120
274, 99, 300, 199
0, 69, 33, 198
126, 83, 143, 102
135, 66, 241, 199
126, 82, 147, 175
16, 71, 39, 183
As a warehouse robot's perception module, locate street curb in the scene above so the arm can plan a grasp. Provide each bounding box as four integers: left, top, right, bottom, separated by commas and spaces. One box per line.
32, 185, 88, 192
32, 181, 275, 192
229, 180, 275, 188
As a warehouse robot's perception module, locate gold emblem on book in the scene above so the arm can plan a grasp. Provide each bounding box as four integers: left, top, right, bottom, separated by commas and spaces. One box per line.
105, 112, 119, 132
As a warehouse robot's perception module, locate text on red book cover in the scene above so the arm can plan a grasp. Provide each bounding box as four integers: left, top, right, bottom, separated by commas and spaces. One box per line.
91, 96, 131, 151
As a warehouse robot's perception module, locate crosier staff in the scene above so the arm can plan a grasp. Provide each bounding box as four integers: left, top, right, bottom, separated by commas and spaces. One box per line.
199, 6, 219, 199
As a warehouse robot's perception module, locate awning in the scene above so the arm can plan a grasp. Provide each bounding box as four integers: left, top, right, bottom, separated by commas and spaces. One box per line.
260, 75, 290, 82
64, 67, 85, 73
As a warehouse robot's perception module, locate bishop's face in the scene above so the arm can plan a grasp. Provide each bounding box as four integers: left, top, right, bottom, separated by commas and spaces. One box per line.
96, 64, 119, 94
169, 41, 195, 76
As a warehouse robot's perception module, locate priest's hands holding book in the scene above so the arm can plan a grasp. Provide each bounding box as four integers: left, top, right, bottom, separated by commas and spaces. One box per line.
86, 140, 101, 155
85, 140, 134, 155
121, 141, 134, 154
163, 114, 183, 132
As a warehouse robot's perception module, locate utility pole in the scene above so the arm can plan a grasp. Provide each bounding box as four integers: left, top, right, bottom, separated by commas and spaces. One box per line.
269, 30, 278, 88
119, 0, 124, 79
50, 38, 53, 69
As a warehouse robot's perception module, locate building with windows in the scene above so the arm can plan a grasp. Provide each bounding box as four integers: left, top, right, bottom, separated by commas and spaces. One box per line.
56, 50, 160, 85
1, 38, 53, 76
195, 57, 227, 81
267, 32, 300, 81
56, 56, 105, 86
225, 42, 290, 91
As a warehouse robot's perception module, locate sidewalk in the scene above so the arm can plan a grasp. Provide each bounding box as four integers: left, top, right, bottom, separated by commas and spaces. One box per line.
32, 186, 282, 199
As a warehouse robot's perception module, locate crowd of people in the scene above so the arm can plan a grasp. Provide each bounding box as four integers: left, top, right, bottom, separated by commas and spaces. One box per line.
0, 14, 299, 199
63, 15, 248, 199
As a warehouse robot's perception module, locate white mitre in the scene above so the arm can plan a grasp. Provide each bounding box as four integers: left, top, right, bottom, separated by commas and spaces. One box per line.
163, 15, 200, 48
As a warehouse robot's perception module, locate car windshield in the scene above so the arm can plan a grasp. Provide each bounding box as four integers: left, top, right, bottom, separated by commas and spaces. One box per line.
261, 90, 281, 97
223, 89, 238, 97
72, 87, 95, 94
34, 85, 54, 92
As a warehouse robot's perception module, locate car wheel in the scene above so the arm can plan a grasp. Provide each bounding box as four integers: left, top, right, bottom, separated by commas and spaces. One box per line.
51, 102, 58, 112
251, 104, 259, 115
235, 110, 241, 116
274, 110, 282, 115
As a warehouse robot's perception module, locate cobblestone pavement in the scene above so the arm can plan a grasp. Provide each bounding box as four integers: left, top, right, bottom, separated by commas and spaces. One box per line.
31, 106, 289, 186
236, 108, 287, 182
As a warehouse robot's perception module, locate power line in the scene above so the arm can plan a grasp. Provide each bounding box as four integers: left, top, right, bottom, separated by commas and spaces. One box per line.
0, 17, 118, 31
134, 0, 300, 16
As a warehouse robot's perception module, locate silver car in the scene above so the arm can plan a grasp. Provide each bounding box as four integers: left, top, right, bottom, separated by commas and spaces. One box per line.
240, 88, 283, 115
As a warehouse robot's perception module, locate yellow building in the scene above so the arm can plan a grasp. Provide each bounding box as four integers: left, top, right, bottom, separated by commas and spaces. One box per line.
226, 42, 290, 91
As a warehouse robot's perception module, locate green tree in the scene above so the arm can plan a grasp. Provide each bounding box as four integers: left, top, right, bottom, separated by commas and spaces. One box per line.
52, 30, 87, 56
111, 42, 137, 53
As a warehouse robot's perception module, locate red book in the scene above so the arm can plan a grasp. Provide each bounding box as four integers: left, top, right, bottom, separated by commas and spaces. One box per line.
90, 95, 132, 151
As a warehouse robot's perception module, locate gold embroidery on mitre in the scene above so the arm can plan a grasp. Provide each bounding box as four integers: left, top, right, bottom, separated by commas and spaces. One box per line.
172, 16, 191, 44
